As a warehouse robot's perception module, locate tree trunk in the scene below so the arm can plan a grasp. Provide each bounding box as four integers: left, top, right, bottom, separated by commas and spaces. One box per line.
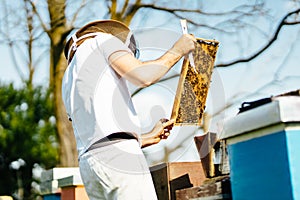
54, 51, 78, 167
47, 0, 78, 166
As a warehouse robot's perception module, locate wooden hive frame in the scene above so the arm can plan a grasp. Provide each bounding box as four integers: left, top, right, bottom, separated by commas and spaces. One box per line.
171, 38, 219, 126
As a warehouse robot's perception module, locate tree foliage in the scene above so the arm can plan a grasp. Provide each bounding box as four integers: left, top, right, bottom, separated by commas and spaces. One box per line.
0, 83, 58, 198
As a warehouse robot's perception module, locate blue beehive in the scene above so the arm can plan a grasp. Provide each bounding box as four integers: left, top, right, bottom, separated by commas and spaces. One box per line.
221, 96, 300, 200
43, 194, 60, 200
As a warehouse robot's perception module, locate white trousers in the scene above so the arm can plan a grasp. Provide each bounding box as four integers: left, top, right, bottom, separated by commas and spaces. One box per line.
79, 139, 158, 200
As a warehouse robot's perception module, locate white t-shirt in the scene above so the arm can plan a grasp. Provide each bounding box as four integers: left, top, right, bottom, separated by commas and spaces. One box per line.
62, 33, 141, 157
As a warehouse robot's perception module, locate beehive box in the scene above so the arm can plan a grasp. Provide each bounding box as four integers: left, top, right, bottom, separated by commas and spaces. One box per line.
221, 96, 300, 200
150, 162, 206, 200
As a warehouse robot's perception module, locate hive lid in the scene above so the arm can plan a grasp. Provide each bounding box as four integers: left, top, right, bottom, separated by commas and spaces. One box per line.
220, 96, 300, 140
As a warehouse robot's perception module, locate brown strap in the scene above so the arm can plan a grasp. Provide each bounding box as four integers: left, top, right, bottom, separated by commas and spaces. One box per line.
68, 35, 98, 64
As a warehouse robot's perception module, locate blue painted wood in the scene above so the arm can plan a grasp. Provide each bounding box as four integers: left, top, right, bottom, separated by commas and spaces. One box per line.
286, 130, 300, 200
228, 130, 294, 200
43, 193, 60, 200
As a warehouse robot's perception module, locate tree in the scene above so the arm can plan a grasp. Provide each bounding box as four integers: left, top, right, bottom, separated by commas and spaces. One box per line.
1, 1, 299, 198
1, 0, 299, 167
0, 84, 58, 199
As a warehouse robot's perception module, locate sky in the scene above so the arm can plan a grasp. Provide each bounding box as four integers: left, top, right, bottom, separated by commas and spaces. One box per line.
130, 0, 300, 163
129, 1, 300, 114
0, 0, 300, 164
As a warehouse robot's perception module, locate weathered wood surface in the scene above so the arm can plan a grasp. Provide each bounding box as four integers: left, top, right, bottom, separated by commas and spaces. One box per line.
150, 162, 206, 200
175, 175, 231, 200
194, 132, 218, 178
171, 39, 219, 126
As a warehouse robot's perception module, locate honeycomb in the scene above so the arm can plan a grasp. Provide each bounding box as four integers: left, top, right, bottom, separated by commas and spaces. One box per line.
171, 38, 219, 126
